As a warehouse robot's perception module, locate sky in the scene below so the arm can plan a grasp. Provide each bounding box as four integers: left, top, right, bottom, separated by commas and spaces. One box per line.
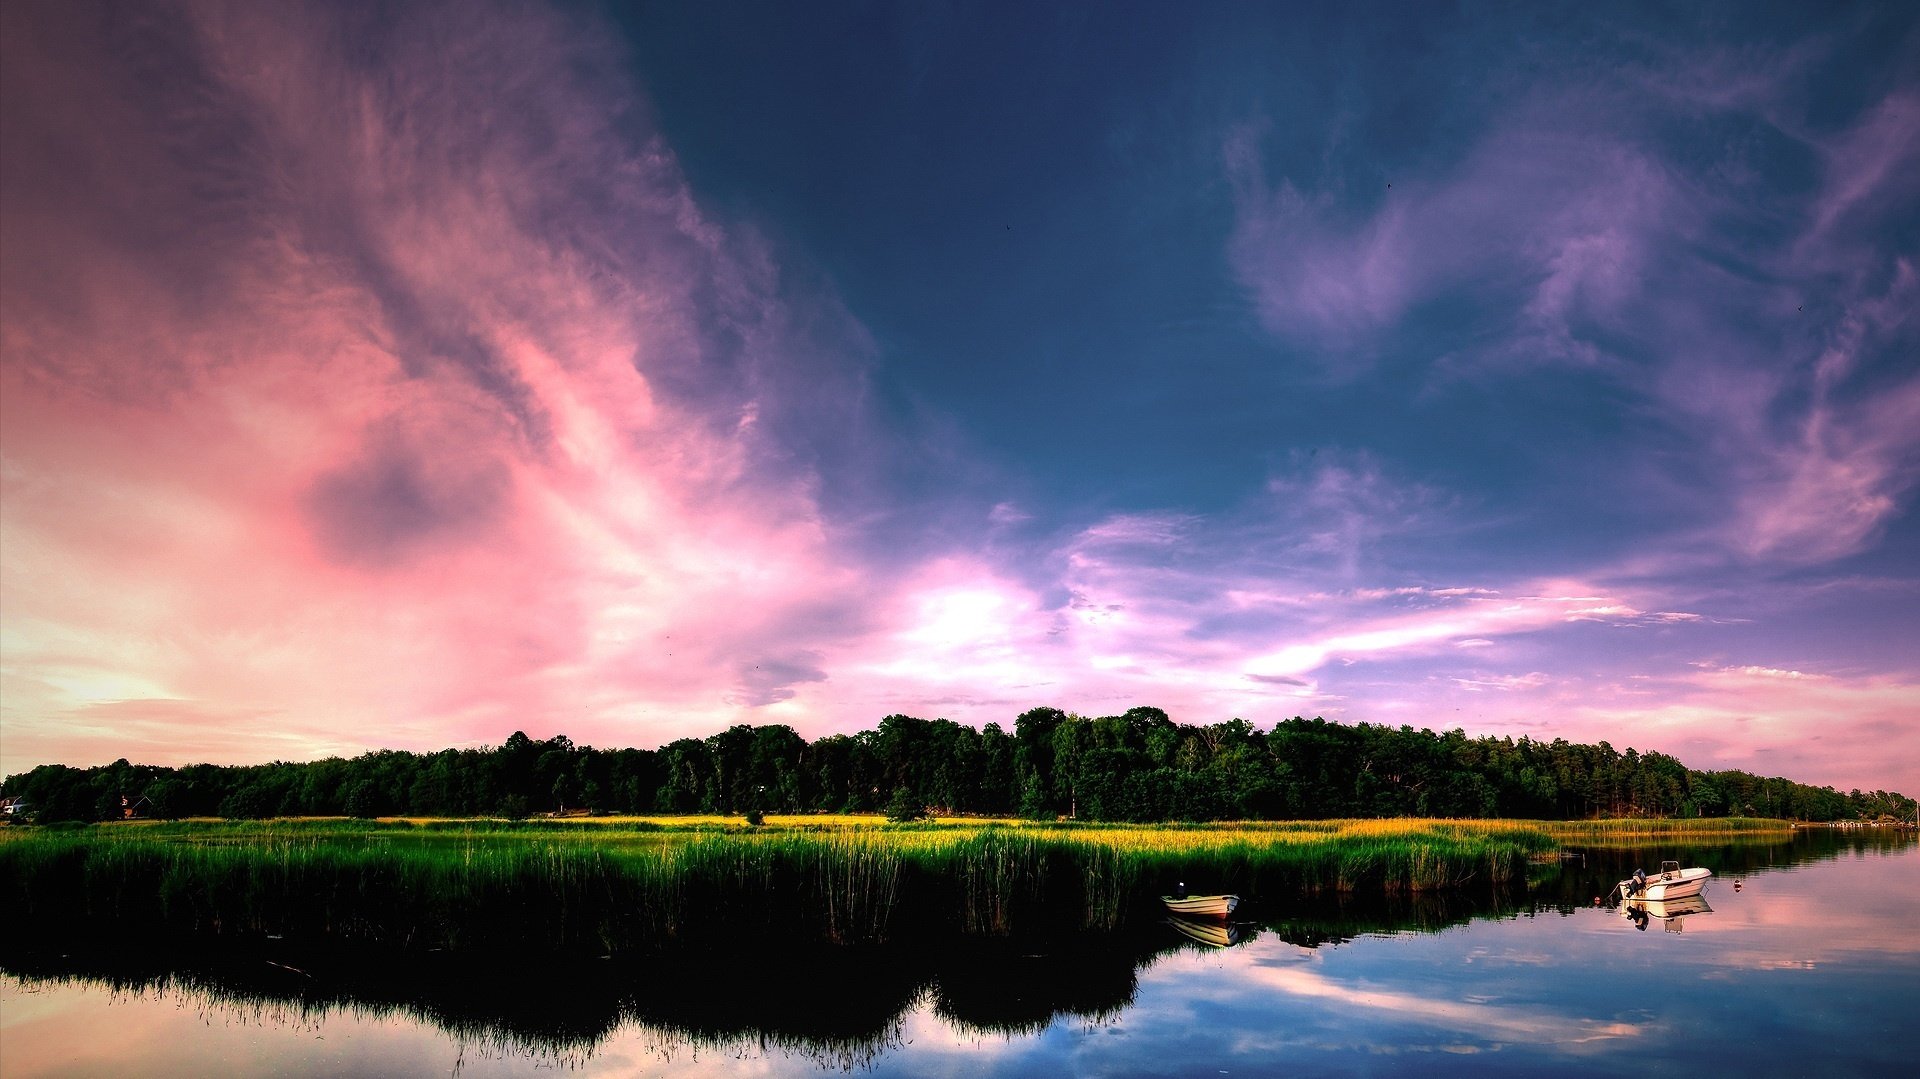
2, 1, 1916, 793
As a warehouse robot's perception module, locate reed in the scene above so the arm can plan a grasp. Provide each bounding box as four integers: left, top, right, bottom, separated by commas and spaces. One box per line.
0, 818, 1561, 954
1536, 816, 1794, 837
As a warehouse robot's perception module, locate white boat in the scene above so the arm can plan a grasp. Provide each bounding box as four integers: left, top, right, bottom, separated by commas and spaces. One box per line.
1623, 893, 1712, 933
1167, 914, 1248, 948
1161, 894, 1240, 918
1617, 860, 1713, 901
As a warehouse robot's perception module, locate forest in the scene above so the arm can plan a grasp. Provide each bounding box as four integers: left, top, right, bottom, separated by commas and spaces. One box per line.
4, 708, 1913, 824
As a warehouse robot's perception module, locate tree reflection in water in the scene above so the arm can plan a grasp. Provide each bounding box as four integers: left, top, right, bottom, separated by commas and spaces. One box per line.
0, 892, 1508, 1066
3, 826, 1907, 1071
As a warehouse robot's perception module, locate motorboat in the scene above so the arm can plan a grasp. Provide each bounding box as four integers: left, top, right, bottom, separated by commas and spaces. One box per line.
1161, 893, 1240, 918
1617, 860, 1713, 901
1623, 893, 1712, 933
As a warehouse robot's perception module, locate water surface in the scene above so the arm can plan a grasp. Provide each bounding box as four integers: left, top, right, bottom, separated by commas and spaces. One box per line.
4, 830, 1914, 1077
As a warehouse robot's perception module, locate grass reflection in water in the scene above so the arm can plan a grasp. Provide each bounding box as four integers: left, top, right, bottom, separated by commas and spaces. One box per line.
1, 817, 1573, 954
2, 827, 1908, 1073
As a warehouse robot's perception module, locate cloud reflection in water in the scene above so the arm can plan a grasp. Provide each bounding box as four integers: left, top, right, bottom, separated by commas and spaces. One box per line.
1, 834, 1915, 1077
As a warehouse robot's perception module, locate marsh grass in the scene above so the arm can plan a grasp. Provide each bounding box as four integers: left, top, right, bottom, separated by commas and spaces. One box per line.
1537, 816, 1793, 838
0, 817, 1583, 954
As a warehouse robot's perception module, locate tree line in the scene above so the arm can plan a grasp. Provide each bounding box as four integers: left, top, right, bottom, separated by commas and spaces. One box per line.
4, 708, 1913, 824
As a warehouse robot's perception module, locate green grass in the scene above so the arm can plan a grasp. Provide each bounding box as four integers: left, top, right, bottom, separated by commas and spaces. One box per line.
1536, 816, 1793, 835
0, 817, 1600, 954
1535, 817, 1797, 847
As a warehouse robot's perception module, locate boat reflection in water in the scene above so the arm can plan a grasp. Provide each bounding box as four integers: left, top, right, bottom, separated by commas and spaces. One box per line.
1166, 914, 1252, 949
7, 827, 1919, 1078
1616, 859, 1713, 901
1623, 893, 1713, 932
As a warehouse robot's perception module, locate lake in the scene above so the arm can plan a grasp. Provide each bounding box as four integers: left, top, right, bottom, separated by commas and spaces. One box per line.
3, 828, 1915, 1077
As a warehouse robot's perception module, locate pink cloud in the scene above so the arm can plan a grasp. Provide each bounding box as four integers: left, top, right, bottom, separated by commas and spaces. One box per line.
1224, 125, 1417, 356
2, 3, 1912, 809
12, 5, 1506, 772
1726, 265, 1920, 564
0, 2, 878, 770
1565, 666, 1920, 794
1624, 256, 1920, 573
1238, 581, 1668, 683
1450, 672, 1551, 693
815, 463, 1715, 737
1229, 53, 1920, 585
1803, 91, 1920, 253
1225, 117, 1673, 371
1602, 87, 1920, 573
1231, 963, 1644, 1047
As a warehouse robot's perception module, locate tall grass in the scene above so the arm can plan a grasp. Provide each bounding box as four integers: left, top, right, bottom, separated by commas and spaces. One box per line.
0, 818, 1559, 954
1537, 816, 1794, 838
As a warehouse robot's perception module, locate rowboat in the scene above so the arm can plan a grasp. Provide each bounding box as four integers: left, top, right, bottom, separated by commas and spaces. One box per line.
1617, 860, 1713, 901
1161, 894, 1239, 918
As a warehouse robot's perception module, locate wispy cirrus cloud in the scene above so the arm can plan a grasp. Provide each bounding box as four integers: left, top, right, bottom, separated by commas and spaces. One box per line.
1212, 33, 1917, 788
0, 1, 887, 768
1719, 264, 1920, 565
1225, 115, 1674, 372
1801, 91, 1920, 255
1236, 582, 1691, 685
1229, 35, 1920, 577
834, 449, 1706, 730
1231, 962, 1644, 1047
1563, 665, 1920, 793
3, 1, 1914, 802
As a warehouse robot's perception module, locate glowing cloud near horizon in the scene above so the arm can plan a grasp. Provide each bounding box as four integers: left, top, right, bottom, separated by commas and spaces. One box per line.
2, 1, 1917, 794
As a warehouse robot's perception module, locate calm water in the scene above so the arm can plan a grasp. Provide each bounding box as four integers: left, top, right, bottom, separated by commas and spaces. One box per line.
4, 831, 1916, 1078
